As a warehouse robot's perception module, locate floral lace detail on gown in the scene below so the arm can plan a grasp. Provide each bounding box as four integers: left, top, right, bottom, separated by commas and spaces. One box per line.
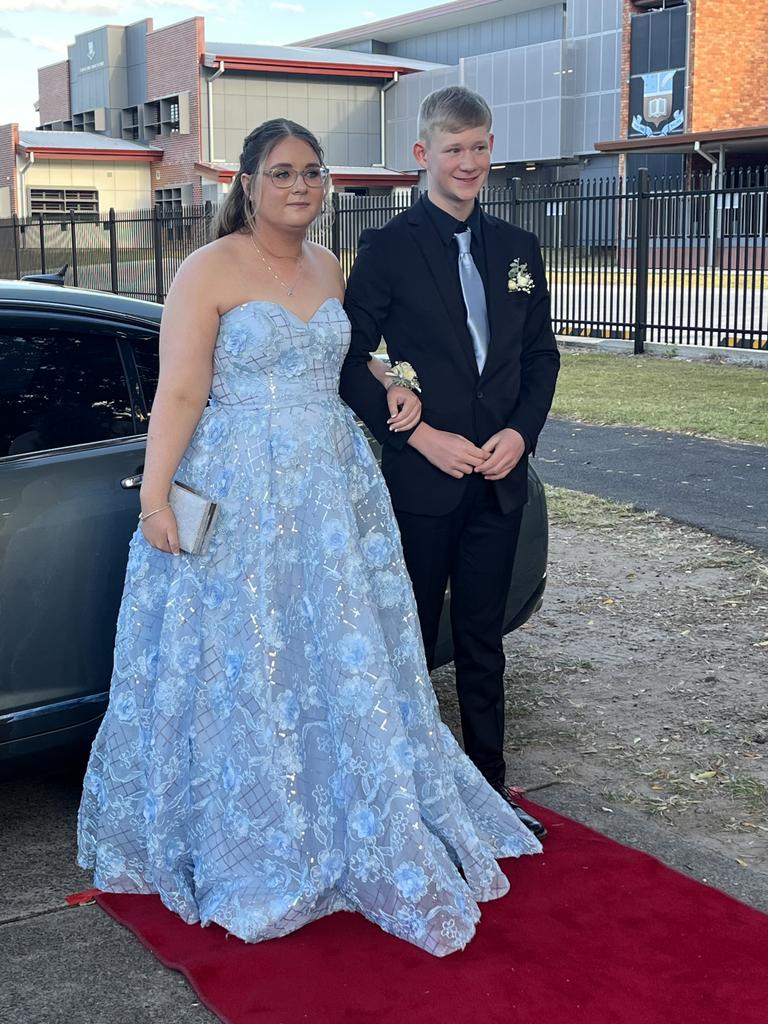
77, 297, 541, 957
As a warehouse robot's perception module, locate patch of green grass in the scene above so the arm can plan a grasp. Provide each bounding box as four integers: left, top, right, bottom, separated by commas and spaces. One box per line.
553, 352, 768, 444
722, 776, 768, 816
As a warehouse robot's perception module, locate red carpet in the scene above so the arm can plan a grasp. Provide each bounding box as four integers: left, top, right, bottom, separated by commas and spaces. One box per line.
94, 800, 768, 1024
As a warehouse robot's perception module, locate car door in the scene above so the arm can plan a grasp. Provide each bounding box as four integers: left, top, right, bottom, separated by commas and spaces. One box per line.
0, 310, 158, 752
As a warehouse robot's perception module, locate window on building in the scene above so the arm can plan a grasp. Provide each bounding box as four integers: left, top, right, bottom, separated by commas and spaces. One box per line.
154, 187, 183, 215
121, 106, 140, 142
28, 188, 99, 221
160, 96, 181, 136
143, 100, 161, 138
168, 100, 180, 133
72, 110, 96, 132
0, 328, 134, 457
155, 186, 194, 241
632, 0, 686, 8
38, 119, 73, 131
143, 93, 189, 138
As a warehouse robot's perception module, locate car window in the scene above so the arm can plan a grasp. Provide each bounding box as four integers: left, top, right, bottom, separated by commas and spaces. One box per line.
0, 327, 134, 457
130, 334, 160, 412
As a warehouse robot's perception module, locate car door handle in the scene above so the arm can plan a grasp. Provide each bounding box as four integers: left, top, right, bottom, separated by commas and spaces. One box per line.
121, 472, 144, 490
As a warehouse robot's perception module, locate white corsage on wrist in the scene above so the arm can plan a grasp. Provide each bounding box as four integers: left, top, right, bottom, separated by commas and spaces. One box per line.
385, 361, 421, 392
508, 259, 535, 294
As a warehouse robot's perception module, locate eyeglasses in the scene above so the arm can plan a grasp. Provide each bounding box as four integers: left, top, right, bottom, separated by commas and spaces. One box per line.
262, 166, 329, 189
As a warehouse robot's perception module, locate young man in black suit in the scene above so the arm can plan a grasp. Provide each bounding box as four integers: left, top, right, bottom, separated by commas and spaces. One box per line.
339, 86, 559, 838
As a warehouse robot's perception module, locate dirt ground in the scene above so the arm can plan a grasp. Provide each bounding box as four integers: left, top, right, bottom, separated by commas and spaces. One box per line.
433, 488, 768, 877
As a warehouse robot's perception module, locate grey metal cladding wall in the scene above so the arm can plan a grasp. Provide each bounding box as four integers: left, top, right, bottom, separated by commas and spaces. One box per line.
125, 20, 150, 107
209, 74, 382, 167
464, 40, 564, 162
69, 28, 111, 114
384, 66, 460, 171
566, 0, 622, 38
565, 0, 621, 155
107, 27, 128, 110
388, 4, 563, 64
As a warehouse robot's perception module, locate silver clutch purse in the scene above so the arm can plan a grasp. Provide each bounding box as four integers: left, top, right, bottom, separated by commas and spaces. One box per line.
169, 481, 219, 556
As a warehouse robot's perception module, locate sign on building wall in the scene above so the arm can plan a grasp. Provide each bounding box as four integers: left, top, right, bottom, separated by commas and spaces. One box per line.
629, 68, 685, 138
78, 35, 105, 74
628, 6, 687, 140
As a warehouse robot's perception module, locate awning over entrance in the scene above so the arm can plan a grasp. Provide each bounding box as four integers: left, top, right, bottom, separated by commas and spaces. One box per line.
596, 125, 768, 158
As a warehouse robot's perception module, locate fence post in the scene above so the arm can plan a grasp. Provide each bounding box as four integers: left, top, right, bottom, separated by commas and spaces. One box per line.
69, 210, 79, 287
706, 165, 718, 269
410, 184, 420, 206
507, 177, 521, 227
11, 214, 21, 279
37, 213, 46, 274
108, 208, 118, 293
203, 200, 214, 245
633, 168, 650, 355
152, 206, 165, 303
330, 191, 341, 260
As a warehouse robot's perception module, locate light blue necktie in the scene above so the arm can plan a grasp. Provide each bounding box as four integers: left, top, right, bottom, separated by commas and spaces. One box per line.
454, 227, 490, 374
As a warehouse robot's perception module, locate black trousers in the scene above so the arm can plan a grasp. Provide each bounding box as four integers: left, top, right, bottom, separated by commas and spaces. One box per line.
395, 474, 523, 787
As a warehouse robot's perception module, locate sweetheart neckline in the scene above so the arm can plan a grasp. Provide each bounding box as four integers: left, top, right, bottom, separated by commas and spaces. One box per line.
219, 297, 343, 327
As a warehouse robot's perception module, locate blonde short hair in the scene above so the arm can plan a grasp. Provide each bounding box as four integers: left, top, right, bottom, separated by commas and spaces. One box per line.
417, 86, 492, 146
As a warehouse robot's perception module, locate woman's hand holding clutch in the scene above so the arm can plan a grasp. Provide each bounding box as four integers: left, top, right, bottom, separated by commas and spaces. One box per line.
139, 504, 181, 555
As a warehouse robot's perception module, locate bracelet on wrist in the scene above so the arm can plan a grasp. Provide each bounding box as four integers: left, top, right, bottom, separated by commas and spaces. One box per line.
139, 503, 171, 523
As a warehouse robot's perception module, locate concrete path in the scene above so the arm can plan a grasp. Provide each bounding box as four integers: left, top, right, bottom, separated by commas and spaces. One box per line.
535, 418, 768, 550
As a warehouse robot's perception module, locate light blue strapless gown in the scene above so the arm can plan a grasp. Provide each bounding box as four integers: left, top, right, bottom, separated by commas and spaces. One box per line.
77, 298, 541, 957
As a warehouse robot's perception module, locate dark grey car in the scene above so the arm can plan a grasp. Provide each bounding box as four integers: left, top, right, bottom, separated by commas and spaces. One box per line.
0, 280, 548, 762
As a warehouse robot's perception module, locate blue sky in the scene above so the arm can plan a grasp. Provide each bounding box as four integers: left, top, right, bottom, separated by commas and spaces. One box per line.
0, 0, 428, 128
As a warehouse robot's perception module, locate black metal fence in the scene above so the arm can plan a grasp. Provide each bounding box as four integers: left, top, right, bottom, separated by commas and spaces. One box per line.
2, 168, 767, 351
509, 167, 768, 351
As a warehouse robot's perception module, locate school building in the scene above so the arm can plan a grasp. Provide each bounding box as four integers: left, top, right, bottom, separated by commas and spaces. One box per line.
1, 0, 766, 219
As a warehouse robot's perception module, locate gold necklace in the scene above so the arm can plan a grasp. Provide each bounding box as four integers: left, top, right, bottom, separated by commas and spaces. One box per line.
250, 235, 303, 297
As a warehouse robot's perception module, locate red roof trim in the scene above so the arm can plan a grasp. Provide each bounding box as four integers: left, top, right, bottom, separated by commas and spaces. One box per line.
18, 145, 162, 163
207, 54, 418, 79
195, 161, 235, 183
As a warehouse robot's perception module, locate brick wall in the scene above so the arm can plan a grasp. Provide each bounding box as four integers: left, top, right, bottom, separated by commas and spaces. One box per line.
617, 0, 635, 175
146, 17, 204, 203
38, 61, 71, 125
0, 123, 19, 215
688, 0, 768, 132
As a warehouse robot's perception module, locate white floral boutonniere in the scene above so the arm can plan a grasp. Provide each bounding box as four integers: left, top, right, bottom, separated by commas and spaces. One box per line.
385, 361, 421, 392
508, 259, 535, 294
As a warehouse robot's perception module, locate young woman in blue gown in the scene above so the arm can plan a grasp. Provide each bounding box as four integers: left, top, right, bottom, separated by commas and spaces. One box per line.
78, 119, 541, 958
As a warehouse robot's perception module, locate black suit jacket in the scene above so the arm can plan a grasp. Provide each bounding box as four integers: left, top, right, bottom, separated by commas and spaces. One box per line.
339, 196, 560, 516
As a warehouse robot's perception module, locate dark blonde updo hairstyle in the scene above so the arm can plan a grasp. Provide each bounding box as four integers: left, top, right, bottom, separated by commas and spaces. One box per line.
214, 118, 329, 239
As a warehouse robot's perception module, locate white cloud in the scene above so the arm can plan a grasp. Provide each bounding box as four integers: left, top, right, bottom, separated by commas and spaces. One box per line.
0, 0, 213, 10
360, 10, 379, 21
0, 26, 67, 54
29, 34, 68, 53
0, 0, 118, 10
153, 0, 214, 10
270, 1, 305, 10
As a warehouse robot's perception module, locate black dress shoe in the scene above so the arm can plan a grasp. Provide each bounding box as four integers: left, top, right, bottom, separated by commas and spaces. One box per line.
492, 783, 548, 839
